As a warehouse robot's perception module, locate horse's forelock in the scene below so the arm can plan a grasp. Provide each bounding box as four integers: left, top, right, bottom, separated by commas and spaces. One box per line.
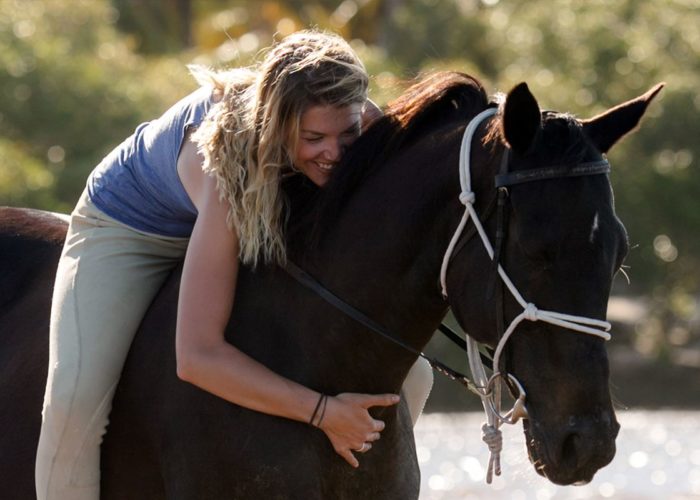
485, 108, 591, 166
540, 113, 590, 163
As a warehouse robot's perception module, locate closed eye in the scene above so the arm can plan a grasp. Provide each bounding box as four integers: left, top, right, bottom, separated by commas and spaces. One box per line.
303, 136, 323, 143
343, 122, 361, 136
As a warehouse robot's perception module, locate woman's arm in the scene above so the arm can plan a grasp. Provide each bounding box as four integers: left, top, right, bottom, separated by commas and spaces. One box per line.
175, 135, 398, 467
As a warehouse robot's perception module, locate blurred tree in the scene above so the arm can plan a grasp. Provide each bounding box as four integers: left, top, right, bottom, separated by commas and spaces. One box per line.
112, 0, 193, 53
0, 0, 195, 209
0, 138, 56, 208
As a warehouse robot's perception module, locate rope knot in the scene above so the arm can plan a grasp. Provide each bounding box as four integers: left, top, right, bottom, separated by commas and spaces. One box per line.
481, 423, 503, 453
459, 191, 476, 205
524, 303, 539, 321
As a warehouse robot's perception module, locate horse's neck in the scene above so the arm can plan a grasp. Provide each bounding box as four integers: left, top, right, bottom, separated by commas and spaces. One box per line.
302, 129, 468, 363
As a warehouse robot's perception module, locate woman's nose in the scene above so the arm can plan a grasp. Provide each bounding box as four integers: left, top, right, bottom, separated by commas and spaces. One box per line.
323, 140, 344, 162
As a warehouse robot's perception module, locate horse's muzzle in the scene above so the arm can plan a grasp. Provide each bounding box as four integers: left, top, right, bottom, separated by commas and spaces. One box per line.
524, 411, 620, 485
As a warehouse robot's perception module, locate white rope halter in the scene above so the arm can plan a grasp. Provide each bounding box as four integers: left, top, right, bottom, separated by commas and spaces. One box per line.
439, 108, 612, 483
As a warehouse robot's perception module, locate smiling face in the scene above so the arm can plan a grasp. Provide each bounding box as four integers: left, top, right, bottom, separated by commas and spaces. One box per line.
290, 103, 364, 187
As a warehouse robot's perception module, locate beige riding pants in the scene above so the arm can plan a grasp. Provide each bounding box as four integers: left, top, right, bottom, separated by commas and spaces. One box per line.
35, 192, 190, 500
35, 191, 433, 500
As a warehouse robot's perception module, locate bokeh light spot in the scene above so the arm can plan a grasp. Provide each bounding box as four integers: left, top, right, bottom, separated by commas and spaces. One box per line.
629, 450, 649, 468
653, 234, 678, 262
47, 146, 65, 164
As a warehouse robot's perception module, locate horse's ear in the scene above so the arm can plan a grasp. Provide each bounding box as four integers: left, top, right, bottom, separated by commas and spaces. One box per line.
582, 83, 665, 153
502, 83, 542, 154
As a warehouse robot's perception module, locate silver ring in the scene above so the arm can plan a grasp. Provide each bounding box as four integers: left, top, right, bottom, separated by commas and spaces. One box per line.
354, 443, 369, 453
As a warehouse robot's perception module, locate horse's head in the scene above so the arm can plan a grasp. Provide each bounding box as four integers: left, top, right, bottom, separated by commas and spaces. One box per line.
445, 82, 663, 484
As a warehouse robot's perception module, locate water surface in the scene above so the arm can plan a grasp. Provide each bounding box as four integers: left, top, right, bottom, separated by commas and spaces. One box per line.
415, 410, 700, 499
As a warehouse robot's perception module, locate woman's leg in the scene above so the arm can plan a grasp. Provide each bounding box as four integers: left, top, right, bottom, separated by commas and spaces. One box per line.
35, 195, 188, 500
403, 357, 433, 426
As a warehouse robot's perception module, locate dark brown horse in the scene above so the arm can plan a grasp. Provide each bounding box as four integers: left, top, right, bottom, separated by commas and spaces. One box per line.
0, 72, 661, 498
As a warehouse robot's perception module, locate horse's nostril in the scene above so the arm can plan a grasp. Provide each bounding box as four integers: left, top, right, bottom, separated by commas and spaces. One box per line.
556, 418, 618, 480
561, 432, 582, 467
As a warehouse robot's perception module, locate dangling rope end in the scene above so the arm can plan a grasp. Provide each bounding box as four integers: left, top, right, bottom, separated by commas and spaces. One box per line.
482, 423, 503, 484
481, 423, 503, 453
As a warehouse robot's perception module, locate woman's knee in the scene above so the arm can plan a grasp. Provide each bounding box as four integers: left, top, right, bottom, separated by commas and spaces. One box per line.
41, 374, 116, 444
403, 357, 434, 425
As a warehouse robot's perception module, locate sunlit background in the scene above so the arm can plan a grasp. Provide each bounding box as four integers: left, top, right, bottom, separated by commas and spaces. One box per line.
415, 411, 700, 499
1, 0, 699, 497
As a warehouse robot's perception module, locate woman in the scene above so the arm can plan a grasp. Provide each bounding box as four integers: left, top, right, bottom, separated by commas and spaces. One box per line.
36, 30, 432, 500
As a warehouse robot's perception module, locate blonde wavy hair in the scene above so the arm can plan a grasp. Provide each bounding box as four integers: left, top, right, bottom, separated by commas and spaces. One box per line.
191, 30, 369, 266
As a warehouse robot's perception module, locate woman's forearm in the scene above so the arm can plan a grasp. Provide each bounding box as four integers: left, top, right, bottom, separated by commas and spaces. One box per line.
176, 171, 318, 424
177, 339, 318, 424
176, 166, 399, 468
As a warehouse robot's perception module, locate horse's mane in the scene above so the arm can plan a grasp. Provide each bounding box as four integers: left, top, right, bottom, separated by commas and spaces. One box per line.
283, 71, 490, 248
324, 72, 489, 209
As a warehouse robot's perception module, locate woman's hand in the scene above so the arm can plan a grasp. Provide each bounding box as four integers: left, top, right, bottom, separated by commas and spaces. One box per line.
317, 392, 400, 467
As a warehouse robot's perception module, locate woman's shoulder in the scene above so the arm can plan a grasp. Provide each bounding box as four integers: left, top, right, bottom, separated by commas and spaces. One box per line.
147, 86, 217, 135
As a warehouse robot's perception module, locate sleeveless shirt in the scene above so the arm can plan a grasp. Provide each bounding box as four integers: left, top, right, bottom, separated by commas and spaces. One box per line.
87, 86, 215, 237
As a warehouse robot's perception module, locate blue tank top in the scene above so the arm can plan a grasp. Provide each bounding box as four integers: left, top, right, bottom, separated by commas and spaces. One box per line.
87, 86, 215, 237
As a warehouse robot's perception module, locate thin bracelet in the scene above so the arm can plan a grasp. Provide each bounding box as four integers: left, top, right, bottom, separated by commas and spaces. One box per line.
316, 395, 329, 428
309, 393, 325, 426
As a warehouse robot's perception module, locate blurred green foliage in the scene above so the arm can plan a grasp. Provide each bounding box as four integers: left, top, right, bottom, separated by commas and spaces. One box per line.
1, 0, 698, 363
0, 0, 197, 211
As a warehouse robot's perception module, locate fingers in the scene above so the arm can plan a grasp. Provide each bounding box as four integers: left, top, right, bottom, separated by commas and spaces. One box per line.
339, 442, 370, 469
330, 435, 377, 468
353, 442, 372, 453
372, 419, 386, 432
338, 448, 360, 468
324, 393, 398, 468
360, 393, 400, 409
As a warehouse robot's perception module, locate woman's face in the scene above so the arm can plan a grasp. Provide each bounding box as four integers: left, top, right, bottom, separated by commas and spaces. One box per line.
291, 103, 363, 187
